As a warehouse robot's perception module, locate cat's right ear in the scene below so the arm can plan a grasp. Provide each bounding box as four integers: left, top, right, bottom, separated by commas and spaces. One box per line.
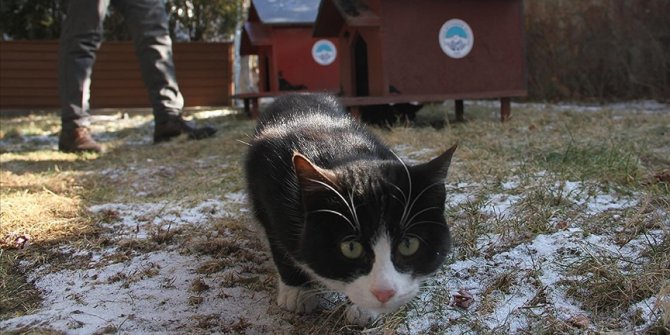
293, 153, 338, 193
416, 143, 457, 181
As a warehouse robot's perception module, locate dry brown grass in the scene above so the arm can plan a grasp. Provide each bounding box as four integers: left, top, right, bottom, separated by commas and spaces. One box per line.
0, 109, 249, 319
1, 103, 668, 333
1, 180, 92, 246
0, 155, 102, 318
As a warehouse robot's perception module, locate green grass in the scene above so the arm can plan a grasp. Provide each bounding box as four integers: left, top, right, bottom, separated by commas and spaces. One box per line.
537, 142, 643, 185
561, 233, 670, 323
0, 249, 41, 319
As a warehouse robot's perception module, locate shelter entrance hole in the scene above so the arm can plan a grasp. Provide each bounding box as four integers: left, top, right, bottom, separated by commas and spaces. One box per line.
353, 34, 369, 97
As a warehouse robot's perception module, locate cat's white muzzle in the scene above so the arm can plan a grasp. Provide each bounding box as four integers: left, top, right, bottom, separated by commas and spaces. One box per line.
344, 234, 422, 312
345, 284, 420, 313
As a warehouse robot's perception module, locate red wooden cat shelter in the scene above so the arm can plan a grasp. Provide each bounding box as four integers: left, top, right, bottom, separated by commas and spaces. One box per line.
313, 0, 527, 121
238, 0, 341, 116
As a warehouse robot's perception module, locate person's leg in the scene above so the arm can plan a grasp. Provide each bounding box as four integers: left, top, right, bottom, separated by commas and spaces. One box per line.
58, 0, 109, 152
113, 0, 182, 120
115, 0, 216, 142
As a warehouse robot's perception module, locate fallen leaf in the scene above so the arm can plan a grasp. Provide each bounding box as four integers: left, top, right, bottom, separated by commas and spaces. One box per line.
453, 288, 474, 309
653, 169, 670, 184
569, 314, 590, 328
556, 221, 570, 230
14, 234, 31, 249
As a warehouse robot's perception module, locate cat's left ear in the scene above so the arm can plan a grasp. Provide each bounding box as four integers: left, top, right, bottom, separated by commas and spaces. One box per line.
293, 153, 339, 193
415, 144, 457, 180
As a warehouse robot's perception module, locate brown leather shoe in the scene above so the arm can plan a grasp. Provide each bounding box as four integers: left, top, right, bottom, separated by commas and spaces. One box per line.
59, 127, 103, 153
154, 115, 217, 143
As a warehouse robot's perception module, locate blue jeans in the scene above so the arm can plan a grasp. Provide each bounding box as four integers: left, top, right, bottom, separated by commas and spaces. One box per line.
59, 0, 183, 130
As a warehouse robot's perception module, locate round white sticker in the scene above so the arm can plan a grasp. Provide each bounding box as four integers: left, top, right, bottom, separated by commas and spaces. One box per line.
439, 19, 474, 59
312, 39, 337, 66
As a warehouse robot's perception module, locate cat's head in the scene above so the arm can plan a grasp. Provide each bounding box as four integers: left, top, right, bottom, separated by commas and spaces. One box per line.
293, 145, 456, 313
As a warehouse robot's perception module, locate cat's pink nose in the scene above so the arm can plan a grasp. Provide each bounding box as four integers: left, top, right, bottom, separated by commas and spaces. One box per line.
372, 289, 396, 303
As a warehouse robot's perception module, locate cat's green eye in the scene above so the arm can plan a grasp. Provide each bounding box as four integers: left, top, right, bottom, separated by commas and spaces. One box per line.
398, 237, 420, 256
340, 240, 364, 259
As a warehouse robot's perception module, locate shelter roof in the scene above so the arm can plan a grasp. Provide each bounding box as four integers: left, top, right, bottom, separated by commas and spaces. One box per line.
313, 0, 380, 36
240, 22, 272, 55
252, 0, 321, 24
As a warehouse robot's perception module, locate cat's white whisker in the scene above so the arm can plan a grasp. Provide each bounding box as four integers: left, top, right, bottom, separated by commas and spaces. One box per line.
321, 301, 351, 328
308, 178, 360, 231
389, 193, 405, 207
302, 286, 334, 296
403, 207, 442, 231
307, 209, 357, 231
347, 190, 362, 229
402, 181, 445, 229
389, 150, 413, 227
388, 182, 408, 204
387, 182, 409, 223
402, 220, 447, 232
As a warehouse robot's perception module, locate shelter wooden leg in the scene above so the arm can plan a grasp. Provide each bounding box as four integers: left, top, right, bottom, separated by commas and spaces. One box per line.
349, 106, 361, 119
500, 97, 511, 122
243, 98, 251, 117
455, 100, 465, 122
250, 98, 260, 119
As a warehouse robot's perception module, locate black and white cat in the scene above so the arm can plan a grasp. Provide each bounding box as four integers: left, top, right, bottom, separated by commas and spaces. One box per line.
245, 94, 456, 325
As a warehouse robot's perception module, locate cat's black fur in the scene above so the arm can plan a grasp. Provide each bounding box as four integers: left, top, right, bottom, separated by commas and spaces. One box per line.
245, 94, 455, 318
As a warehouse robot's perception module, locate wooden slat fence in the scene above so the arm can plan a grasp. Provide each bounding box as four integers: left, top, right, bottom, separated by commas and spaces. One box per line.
0, 40, 233, 110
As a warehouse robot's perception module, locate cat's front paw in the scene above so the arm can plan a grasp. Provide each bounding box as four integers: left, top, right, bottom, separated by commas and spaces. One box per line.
277, 281, 319, 314
345, 304, 379, 326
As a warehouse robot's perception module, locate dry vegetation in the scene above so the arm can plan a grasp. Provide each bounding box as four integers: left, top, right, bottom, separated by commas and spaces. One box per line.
525, 0, 670, 101
0, 102, 669, 334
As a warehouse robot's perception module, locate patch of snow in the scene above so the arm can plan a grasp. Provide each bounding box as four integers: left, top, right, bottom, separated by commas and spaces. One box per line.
0, 134, 59, 152
392, 144, 438, 165
2, 170, 666, 334
482, 193, 523, 218
583, 193, 638, 215
192, 108, 240, 119
445, 182, 478, 208
0, 251, 286, 334
225, 191, 247, 204
397, 171, 663, 334
89, 198, 237, 240
627, 296, 666, 333
550, 180, 640, 215
501, 179, 520, 190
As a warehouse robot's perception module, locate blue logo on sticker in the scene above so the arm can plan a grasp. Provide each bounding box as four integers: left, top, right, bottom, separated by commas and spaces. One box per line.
439, 19, 474, 59
312, 40, 337, 66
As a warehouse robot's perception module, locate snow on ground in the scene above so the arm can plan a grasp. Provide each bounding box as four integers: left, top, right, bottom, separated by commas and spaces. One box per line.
2, 171, 666, 334
406, 227, 667, 334
88, 198, 235, 239
1, 101, 668, 333
1, 192, 290, 334
4, 250, 286, 334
